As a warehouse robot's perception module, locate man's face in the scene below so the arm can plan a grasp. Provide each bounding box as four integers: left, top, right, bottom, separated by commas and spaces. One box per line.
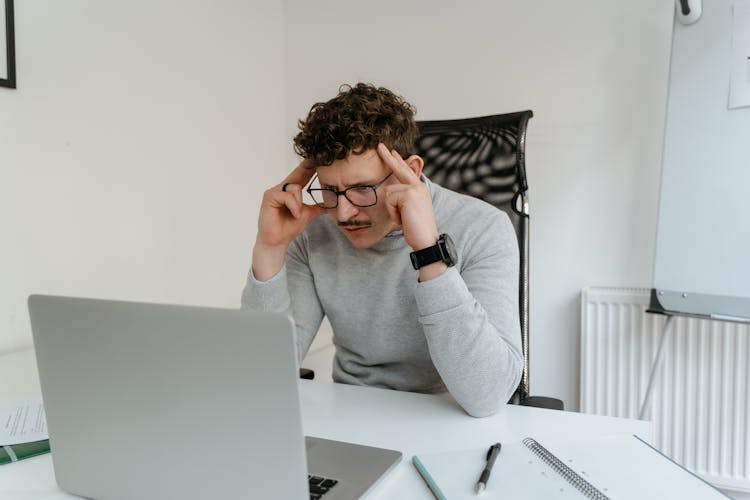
314, 149, 400, 249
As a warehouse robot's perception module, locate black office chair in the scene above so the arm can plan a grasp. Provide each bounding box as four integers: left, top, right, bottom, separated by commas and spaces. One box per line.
414, 111, 564, 410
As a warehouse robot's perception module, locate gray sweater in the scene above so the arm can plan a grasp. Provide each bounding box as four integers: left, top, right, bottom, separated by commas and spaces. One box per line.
241, 177, 523, 417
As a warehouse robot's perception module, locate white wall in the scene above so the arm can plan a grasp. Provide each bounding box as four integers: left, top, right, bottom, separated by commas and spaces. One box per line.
1, 0, 676, 411
0, 0, 286, 354
284, 0, 674, 409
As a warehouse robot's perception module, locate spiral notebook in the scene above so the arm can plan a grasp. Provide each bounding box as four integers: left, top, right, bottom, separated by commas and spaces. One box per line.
412, 434, 729, 499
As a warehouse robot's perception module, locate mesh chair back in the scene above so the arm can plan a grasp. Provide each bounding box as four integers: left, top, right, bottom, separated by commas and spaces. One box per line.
414, 111, 533, 403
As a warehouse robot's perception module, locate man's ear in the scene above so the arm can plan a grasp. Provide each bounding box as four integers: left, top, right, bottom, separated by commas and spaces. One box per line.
405, 155, 425, 179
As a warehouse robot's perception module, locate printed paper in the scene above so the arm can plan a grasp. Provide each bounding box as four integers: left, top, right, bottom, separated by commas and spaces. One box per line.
0, 402, 49, 446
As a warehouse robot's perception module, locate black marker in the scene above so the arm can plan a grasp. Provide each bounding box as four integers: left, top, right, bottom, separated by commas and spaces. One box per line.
475, 442, 502, 494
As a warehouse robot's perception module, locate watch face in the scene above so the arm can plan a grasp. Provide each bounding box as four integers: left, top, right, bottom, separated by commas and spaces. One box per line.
440, 234, 457, 266
410, 234, 458, 270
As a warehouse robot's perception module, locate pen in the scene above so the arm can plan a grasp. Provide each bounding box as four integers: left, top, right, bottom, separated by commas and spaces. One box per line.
475, 442, 502, 494
412, 455, 447, 500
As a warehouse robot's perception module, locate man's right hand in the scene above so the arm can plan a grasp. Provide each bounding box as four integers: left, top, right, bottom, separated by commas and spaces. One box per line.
252, 160, 325, 281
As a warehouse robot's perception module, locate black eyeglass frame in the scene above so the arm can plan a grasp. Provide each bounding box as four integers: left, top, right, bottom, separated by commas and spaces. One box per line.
306, 172, 393, 208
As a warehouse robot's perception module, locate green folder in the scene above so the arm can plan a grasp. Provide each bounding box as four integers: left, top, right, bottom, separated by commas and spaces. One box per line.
0, 439, 51, 465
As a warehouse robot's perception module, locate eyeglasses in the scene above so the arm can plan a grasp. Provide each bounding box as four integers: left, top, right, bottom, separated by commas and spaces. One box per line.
306, 173, 393, 208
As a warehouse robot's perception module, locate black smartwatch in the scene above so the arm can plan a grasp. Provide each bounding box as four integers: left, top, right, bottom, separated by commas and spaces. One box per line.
409, 234, 457, 270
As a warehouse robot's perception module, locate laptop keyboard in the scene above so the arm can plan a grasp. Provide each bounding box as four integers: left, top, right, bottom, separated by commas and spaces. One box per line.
308, 474, 339, 499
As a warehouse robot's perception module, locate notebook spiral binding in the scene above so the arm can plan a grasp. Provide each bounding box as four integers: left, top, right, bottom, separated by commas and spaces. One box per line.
522, 438, 610, 500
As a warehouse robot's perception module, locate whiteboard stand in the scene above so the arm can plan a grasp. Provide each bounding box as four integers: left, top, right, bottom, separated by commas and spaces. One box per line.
638, 315, 675, 420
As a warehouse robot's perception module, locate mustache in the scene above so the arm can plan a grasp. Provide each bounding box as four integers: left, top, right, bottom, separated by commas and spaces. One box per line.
338, 221, 371, 228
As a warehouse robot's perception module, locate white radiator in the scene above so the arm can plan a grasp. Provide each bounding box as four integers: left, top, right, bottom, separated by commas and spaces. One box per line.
580, 287, 750, 492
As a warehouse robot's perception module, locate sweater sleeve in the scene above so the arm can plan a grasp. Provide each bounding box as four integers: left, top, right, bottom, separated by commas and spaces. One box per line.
240, 235, 324, 363
415, 212, 523, 417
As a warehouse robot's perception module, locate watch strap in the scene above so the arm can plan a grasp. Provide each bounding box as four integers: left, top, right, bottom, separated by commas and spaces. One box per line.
410, 243, 445, 270
410, 234, 456, 270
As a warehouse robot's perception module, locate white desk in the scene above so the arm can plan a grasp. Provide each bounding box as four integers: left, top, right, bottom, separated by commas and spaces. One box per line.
0, 349, 651, 499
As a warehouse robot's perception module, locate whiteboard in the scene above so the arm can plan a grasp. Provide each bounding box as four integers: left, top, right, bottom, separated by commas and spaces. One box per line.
652, 0, 750, 321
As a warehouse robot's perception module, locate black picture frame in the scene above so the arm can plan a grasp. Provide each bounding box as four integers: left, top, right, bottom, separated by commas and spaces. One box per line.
1, 0, 16, 89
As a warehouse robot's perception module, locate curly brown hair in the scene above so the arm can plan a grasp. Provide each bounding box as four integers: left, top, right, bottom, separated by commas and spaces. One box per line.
293, 83, 418, 166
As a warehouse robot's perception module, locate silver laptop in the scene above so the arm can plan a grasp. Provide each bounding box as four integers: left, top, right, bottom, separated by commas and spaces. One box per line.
28, 295, 401, 500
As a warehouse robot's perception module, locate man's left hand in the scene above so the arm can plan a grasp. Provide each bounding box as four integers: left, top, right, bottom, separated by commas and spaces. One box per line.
377, 143, 439, 252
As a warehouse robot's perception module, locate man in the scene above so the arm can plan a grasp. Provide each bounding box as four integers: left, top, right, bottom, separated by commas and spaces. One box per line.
242, 83, 522, 417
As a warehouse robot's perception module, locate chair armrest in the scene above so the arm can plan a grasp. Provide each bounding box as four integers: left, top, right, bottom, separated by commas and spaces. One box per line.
520, 395, 564, 411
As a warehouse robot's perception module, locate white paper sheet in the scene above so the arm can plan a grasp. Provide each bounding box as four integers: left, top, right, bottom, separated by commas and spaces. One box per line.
0, 401, 49, 446
729, 0, 750, 109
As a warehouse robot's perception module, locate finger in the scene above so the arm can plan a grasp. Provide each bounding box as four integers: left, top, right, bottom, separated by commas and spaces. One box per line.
281, 159, 317, 188
386, 203, 402, 226
272, 184, 324, 220
285, 183, 325, 219
381, 182, 411, 196
284, 182, 305, 207
268, 190, 302, 218
380, 182, 414, 207
376, 143, 419, 185
301, 202, 326, 223
384, 190, 403, 226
